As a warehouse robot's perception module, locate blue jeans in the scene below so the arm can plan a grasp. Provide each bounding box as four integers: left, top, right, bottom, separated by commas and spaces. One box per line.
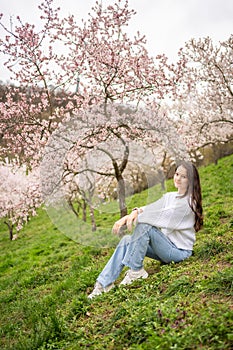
97, 223, 192, 288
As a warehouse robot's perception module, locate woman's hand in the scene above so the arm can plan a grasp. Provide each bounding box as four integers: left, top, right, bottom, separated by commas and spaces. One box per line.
112, 215, 128, 235
125, 210, 138, 232
112, 210, 138, 235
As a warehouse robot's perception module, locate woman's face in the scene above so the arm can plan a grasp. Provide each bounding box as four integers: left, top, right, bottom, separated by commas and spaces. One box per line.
174, 165, 189, 195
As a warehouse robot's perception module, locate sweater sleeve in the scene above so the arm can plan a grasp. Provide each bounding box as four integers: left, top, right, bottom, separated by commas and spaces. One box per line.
137, 192, 194, 231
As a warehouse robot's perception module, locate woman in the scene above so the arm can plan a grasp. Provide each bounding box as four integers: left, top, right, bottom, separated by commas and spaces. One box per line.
88, 161, 203, 299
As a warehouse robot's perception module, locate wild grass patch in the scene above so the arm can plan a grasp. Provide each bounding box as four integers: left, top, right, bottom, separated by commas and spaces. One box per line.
0, 155, 233, 349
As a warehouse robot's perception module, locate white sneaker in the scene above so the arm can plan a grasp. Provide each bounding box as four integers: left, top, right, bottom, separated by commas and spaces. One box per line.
120, 268, 148, 286
88, 281, 115, 299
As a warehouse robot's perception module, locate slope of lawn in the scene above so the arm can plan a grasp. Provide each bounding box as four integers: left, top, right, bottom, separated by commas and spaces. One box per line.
0, 155, 232, 350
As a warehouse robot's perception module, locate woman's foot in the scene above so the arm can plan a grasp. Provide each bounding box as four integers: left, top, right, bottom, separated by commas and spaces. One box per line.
120, 268, 148, 285
88, 281, 115, 299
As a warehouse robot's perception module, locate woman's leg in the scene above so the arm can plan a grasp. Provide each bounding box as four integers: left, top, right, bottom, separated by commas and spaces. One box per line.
97, 223, 152, 287
119, 226, 192, 286
145, 227, 192, 263
97, 224, 192, 288
97, 234, 131, 288
121, 223, 152, 269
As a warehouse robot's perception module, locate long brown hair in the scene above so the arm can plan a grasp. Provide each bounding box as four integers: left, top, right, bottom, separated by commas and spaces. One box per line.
175, 161, 203, 232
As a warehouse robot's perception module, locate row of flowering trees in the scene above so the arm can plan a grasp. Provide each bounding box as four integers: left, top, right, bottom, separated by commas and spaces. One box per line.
0, 0, 232, 238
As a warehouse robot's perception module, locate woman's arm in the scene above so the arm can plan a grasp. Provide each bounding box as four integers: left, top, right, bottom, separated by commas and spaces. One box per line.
138, 194, 194, 230
112, 209, 139, 235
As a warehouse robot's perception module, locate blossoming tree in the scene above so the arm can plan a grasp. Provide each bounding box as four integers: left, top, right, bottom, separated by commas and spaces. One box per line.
0, 0, 187, 219
0, 164, 42, 239
173, 35, 233, 153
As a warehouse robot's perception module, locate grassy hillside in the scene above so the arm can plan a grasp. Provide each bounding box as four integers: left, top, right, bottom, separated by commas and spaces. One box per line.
0, 155, 233, 350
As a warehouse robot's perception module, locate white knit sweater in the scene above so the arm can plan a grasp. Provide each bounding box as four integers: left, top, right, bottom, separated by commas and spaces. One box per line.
137, 192, 195, 250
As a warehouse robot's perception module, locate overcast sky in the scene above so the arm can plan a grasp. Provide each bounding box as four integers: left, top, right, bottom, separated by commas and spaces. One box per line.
0, 0, 232, 82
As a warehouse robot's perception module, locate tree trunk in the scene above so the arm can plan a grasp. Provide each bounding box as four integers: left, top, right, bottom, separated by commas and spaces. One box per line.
82, 200, 87, 222
213, 143, 219, 165
4, 220, 13, 240
89, 205, 97, 232
67, 199, 79, 218
117, 175, 127, 217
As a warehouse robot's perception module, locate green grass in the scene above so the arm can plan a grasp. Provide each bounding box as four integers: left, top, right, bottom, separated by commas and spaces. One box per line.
0, 155, 233, 349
